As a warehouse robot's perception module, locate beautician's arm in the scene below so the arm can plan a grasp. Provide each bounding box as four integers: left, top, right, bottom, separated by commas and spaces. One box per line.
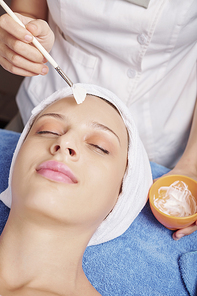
0, 0, 54, 76
165, 99, 197, 240
11, 0, 48, 19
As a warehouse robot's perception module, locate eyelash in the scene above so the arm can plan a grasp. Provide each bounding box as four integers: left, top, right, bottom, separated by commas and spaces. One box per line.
37, 131, 109, 154
90, 144, 109, 154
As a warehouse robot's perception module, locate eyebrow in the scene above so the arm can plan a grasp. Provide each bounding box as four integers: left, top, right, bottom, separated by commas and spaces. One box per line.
37, 113, 65, 121
37, 113, 120, 144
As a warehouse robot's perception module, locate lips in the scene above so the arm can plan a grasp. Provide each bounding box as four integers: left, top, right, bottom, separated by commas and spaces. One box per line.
36, 161, 78, 184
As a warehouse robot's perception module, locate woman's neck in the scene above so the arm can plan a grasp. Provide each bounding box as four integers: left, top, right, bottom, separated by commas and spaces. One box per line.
0, 210, 99, 295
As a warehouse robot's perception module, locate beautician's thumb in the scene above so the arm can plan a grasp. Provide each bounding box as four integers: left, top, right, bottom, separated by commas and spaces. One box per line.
26, 19, 52, 38
173, 221, 197, 240
26, 19, 54, 52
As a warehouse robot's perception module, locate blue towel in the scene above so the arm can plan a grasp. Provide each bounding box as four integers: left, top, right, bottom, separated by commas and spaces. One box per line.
0, 129, 196, 296
179, 251, 197, 296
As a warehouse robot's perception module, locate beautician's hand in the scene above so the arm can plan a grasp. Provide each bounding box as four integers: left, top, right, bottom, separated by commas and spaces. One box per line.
0, 13, 54, 76
160, 167, 197, 241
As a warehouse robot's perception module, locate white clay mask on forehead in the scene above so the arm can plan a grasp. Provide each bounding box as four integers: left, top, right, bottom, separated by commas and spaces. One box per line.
72, 84, 87, 104
153, 181, 197, 217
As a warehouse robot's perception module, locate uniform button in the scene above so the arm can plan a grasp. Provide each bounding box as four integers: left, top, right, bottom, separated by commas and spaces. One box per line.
127, 68, 137, 79
137, 33, 148, 45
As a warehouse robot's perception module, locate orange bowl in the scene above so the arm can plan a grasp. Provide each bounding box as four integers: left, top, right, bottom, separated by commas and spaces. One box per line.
149, 175, 197, 230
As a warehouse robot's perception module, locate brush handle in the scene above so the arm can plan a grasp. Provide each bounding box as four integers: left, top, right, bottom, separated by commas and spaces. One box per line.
0, 0, 58, 68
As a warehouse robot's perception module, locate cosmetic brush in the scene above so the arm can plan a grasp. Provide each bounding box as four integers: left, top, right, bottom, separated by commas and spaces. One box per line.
0, 0, 86, 104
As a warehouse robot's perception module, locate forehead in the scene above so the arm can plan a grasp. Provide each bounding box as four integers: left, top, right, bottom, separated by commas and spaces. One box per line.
42, 95, 118, 117
36, 95, 128, 142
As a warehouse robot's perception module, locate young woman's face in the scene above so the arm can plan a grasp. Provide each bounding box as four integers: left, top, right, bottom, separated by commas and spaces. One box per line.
12, 95, 128, 232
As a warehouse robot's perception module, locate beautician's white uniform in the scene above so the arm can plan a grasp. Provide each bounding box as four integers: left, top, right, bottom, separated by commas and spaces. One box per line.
16, 0, 197, 168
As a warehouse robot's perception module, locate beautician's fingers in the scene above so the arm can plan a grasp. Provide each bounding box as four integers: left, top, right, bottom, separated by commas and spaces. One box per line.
0, 13, 54, 51
0, 13, 34, 43
0, 47, 48, 76
0, 32, 48, 75
0, 56, 48, 77
0, 14, 53, 75
25, 19, 55, 53
0, 18, 49, 75
0, 30, 45, 63
173, 221, 197, 240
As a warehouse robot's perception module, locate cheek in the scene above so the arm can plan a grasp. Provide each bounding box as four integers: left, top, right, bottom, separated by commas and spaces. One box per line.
11, 141, 43, 200
101, 156, 127, 204
11, 148, 30, 202
85, 157, 126, 211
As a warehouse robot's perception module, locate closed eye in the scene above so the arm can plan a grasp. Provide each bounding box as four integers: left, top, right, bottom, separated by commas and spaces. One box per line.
89, 144, 109, 154
37, 131, 60, 136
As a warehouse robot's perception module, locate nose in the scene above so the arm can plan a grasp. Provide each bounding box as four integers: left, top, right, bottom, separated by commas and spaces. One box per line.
50, 134, 79, 160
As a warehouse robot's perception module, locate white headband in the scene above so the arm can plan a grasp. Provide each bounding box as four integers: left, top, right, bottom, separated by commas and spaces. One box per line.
0, 84, 152, 246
